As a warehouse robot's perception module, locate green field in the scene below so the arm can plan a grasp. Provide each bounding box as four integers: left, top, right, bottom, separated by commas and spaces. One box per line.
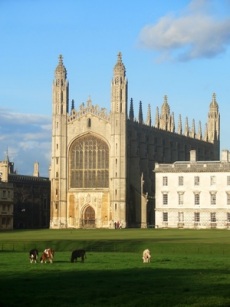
0, 229, 230, 307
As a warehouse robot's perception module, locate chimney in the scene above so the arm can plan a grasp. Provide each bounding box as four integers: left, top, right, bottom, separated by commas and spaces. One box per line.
221, 150, 229, 162
190, 150, 197, 162
33, 162, 39, 177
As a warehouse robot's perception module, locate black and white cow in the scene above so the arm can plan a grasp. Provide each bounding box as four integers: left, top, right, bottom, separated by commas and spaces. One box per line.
29, 249, 39, 263
71, 249, 86, 263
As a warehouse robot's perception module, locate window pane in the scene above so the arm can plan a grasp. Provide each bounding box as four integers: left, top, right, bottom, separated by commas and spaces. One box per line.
194, 212, 200, 222
210, 176, 216, 185
178, 193, 184, 205
194, 193, 200, 205
163, 212, 168, 222
178, 176, 183, 186
163, 176, 168, 186
194, 176, 200, 186
163, 193, 168, 205
210, 193, 216, 205
70, 135, 109, 188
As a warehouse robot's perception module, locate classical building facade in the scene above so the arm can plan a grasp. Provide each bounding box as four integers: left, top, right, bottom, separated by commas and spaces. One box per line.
155, 150, 230, 229
50, 53, 220, 229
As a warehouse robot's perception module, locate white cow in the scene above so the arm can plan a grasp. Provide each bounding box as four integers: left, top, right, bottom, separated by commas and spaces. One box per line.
142, 249, 151, 263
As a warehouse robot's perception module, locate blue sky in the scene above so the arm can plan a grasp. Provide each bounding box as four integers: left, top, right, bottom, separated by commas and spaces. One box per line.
0, 0, 230, 176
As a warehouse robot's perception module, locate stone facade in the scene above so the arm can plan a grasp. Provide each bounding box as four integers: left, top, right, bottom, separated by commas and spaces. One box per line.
0, 180, 13, 230
50, 53, 220, 229
0, 159, 50, 229
155, 150, 230, 229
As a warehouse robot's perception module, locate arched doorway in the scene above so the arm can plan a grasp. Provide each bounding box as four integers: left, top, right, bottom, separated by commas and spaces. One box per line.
82, 206, 95, 228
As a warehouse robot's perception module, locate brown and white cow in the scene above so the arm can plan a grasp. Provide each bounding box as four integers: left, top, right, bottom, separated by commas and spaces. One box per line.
29, 249, 39, 263
142, 249, 151, 263
40, 248, 54, 263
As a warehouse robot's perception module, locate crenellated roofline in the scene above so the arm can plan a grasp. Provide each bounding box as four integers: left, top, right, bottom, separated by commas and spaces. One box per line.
68, 97, 110, 123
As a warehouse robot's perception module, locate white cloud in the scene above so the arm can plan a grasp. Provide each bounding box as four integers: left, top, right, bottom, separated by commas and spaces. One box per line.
0, 108, 51, 177
138, 0, 230, 61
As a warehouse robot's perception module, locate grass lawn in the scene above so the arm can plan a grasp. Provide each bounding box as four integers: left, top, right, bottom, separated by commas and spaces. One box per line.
0, 229, 230, 306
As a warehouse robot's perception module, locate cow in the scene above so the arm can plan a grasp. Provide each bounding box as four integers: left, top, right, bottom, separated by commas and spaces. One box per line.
40, 248, 55, 263
29, 249, 39, 263
71, 249, 86, 263
142, 249, 151, 263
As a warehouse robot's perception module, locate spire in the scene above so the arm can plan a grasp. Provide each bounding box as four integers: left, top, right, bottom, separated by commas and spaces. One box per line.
155, 106, 159, 128
207, 92, 220, 142
178, 114, 182, 134
111, 52, 127, 114
129, 98, 134, 121
170, 112, 175, 132
161, 95, 170, 115
160, 95, 170, 130
33, 162, 39, 177
55, 54, 67, 78
210, 92, 218, 109
184, 117, 189, 136
113, 52, 126, 77
138, 101, 143, 124
190, 119, 196, 138
146, 104, 151, 126
53, 54, 69, 115
197, 120, 202, 140
204, 123, 208, 141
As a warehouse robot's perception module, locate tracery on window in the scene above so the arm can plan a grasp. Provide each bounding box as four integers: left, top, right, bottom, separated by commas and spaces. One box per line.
70, 135, 109, 188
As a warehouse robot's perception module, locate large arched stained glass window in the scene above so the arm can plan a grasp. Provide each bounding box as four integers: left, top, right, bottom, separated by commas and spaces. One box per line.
70, 135, 109, 188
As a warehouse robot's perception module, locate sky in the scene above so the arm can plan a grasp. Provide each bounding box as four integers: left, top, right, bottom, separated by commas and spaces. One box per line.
0, 0, 230, 177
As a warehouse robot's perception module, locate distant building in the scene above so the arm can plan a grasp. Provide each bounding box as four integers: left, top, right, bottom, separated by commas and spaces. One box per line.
0, 180, 13, 230
0, 158, 50, 229
155, 150, 230, 229
50, 53, 220, 229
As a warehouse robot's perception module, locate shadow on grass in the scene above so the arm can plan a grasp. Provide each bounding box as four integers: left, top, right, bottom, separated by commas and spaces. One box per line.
1, 267, 230, 307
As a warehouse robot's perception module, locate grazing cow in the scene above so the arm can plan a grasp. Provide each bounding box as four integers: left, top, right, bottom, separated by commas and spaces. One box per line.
29, 249, 39, 263
142, 249, 151, 263
40, 248, 55, 263
71, 249, 86, 263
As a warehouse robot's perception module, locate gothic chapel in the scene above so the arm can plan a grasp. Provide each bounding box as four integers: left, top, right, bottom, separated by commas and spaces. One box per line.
50, 53, 220, 229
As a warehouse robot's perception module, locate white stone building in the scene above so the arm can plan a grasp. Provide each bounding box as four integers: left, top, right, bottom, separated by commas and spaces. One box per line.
155, 150, 230, 229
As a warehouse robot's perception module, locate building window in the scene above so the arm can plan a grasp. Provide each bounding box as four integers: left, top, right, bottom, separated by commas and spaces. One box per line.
163, 176, 168, 186
210, 192, 216, 205
194, 176, 200, 186
2, 190, 6, 198
178, 176, 184, 186
194, 212, 200, 222
227, 193, 230, 205
70, 135, 109, 188
210, 212, 216, 222
178, 192, 184, 205
163, 212, 168, 222
210, 176, 216, 185
194, 193, 200, 205
178, 212, 184, 222
227, 176, 230, 185
162, 193, 168, 205
227, 213, 230, 222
